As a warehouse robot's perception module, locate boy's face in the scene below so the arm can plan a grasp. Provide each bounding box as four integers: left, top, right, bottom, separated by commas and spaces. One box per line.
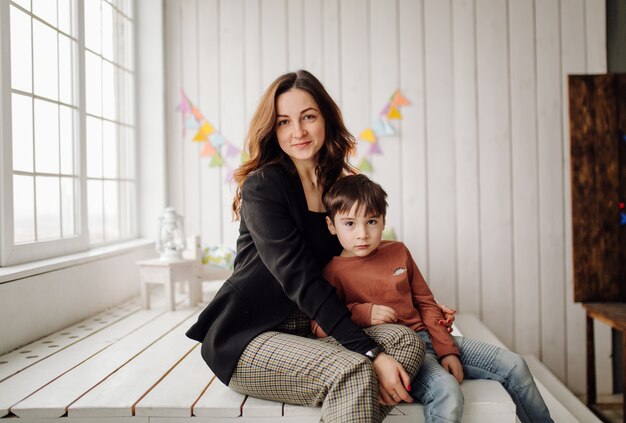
326, 202, 385, 258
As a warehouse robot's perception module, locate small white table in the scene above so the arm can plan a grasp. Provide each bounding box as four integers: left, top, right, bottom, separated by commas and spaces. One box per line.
137, 257, 202, 311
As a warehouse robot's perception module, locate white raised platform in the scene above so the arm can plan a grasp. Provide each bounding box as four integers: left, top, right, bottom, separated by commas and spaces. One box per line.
454, 314, 600, 423
0, 282, 589, 422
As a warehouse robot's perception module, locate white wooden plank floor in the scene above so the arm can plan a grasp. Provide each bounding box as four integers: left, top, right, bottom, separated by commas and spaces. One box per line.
0, 284, 553, 423
134, 344, 212, 418
0, 301, 144, 383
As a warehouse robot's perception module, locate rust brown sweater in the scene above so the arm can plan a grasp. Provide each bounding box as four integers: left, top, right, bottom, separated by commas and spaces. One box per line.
312, 241, 460, 359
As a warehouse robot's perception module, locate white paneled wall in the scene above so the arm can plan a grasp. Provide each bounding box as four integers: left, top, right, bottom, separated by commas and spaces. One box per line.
164, 0, 607, 394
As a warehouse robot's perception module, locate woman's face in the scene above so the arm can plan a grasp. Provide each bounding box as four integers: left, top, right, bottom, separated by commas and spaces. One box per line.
275, 88, 325, 166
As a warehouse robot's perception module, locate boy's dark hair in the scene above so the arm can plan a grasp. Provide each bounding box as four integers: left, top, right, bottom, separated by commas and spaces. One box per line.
324, 174, 388, 222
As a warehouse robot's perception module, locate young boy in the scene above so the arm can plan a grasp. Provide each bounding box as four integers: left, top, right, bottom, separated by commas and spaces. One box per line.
312, 174, 553, 423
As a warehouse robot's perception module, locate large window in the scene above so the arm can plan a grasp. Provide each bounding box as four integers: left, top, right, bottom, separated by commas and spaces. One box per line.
83, 0, 135, 243
1, 0, 136, 266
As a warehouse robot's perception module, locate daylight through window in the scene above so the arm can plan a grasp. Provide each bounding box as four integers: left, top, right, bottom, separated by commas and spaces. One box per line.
1, 0, 136, 266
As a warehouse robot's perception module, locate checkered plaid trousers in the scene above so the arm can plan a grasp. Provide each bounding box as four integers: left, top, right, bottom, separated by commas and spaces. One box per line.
229, 310, 425, 422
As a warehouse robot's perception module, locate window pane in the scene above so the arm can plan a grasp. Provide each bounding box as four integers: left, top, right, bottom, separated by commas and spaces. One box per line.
118, 67, 126, 124
85, 51, 102, 116
10, 6, 32, 93
7, 0, 136, 255
84, 0, 101, 54
33, 19, 59, 100
102, 60, 116, 120
61, 176, 76, 236
59, 34, 74, 105
113, 0, 122, 12
104, 180, 119, 240
119, 180, 132, 236
117, 15, 129, 69
58, 0, 73, 36
59, 105, 75, 174
127, 72, 134, 124
5, 0, 137, 255
88, 179, 103, 242
123, 0, 133, 19
32, 0, 57, 26
12, 0, 31, 11
34, 99, 60, 174
33, 99, 59, 173
123, 15, 133, 71
13, 174, 36, 243
102, 120, 117, 178
12, 94, 34, 172
119, 69, 134, 125
118, 126, 134, 179
101, 1, 114, 61
36, 176, 61, 240
86, 116, 102, 178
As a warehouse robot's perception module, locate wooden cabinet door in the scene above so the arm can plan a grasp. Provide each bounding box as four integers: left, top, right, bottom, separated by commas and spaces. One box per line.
569, 73, 626, 302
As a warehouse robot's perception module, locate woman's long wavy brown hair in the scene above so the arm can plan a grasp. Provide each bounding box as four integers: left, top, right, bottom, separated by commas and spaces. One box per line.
232, 70, 357, 220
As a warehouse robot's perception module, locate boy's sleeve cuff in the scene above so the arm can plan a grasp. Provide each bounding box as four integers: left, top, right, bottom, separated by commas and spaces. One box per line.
349, 303, 374, 327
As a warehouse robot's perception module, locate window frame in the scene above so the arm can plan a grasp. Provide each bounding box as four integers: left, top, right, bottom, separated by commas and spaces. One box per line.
0, 0, 137, 267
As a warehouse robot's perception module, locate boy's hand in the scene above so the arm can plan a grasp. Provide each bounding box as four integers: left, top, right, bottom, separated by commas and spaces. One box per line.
371, 304, 398, 325
441, 355, 464, 383
438, 304, 456, 333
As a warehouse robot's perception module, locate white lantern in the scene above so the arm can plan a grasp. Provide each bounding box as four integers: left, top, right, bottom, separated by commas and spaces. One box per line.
156, 207, 186, 260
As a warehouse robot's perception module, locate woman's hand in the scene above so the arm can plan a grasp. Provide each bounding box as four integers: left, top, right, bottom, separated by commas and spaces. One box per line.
371, 304, 398, 325
371, 352, 413, 405
438, 304, 456, 333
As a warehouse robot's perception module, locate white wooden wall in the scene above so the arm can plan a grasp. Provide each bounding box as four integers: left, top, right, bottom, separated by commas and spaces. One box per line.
164, 0, 607, 395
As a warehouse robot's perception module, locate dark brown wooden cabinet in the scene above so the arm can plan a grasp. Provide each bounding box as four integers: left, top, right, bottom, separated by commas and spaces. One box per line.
569, 73, 626, 421
569, 73, 626, 303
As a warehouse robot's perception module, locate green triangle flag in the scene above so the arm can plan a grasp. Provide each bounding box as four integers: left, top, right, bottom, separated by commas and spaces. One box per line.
357, 157, 373, 172
382, 228, 397, 241
241, 151, 250, 163
209, 153, 224, 167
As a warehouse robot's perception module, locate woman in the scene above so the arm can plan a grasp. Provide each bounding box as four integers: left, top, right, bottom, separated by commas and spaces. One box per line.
187, 70, 444, 421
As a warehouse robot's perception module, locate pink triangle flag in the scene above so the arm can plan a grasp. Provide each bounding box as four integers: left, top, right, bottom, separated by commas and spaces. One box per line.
368, 142, 383, 155
225, 142, 241, 158
391, 90, 411, 106
379, 102, 391, 116
176, 90, 190, 113
200, 141, 217, 157
191, 106, 204, 122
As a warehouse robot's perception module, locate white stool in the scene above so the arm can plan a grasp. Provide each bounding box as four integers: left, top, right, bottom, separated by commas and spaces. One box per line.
136, 258, 202, 311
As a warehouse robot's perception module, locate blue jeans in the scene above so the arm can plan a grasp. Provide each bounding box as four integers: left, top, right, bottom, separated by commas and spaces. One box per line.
410, 331, 553, 423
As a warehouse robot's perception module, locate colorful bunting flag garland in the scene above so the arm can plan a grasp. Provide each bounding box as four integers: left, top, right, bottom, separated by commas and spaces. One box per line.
176, 88, 412, 183
354, 90, 412, 241
356, 89, 411, 173
175, 90, 246, 184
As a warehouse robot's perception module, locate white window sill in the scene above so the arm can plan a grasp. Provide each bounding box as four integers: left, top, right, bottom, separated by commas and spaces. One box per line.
0, 238, 155, 284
